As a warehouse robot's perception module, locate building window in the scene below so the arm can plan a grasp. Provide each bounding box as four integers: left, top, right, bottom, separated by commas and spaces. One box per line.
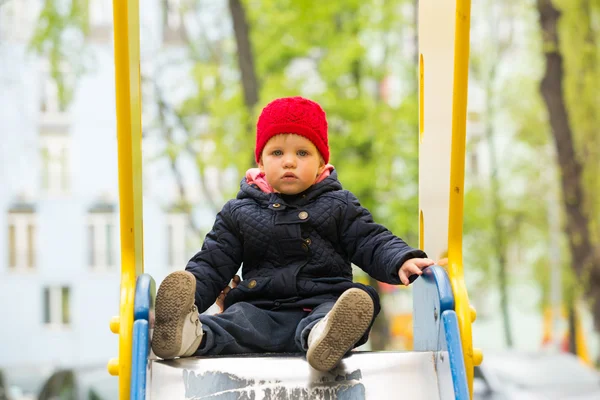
39, 62, 71, 129
88, 200, 116, 271
89, 0, 112, 27
40, 133, 70, 196
162, 0, 186, 43
0, 0, 37, 42
164, 0, 182, 30
43, 286, 71, 327
7, 205, 36, 270
88, 0, 112, 41
41, 75, 62, 114
167, 213, 188, 269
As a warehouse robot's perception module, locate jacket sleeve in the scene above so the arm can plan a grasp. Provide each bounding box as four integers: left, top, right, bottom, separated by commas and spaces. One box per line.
185, 201, 243, 313
339, 191, 427, 285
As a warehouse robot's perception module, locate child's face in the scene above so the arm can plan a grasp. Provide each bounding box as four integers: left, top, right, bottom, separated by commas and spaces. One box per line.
259, 134, 326, 195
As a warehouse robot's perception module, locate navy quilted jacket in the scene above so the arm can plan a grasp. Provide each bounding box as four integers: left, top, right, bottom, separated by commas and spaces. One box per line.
186, 170, 427, 314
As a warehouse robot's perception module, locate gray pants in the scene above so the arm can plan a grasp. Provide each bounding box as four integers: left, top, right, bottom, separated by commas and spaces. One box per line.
196, 301, 369, 356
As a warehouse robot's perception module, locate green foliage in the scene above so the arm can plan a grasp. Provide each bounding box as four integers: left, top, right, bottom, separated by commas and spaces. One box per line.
29, 0, 421, 240
463, 0, 557, 305
172, 0, 421, 240
29, 0, 90, 110
255, 1, 420, 238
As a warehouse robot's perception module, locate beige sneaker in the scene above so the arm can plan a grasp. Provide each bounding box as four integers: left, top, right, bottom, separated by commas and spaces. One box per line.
306, 288, 374, 371
152, 271, 204, 359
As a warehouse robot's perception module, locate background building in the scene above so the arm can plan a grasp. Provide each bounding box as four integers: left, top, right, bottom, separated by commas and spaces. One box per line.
0, 0, 213, 372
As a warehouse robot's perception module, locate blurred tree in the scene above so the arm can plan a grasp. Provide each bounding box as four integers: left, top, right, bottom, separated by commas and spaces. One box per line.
465, 0, 573, 348
31, 0, 423, 349
467, 1, 528, 347
468, 0, 518, 347
536, 0, 600, 337
29, 0, 90, 110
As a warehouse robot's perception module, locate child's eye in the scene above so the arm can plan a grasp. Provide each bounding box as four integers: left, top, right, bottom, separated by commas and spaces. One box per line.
297, 150, 308, 156
272, 150, 283, 156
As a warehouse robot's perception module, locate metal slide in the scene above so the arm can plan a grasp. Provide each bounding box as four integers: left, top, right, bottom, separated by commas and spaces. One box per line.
130, 266, 469, 400
108, 1, 478, 399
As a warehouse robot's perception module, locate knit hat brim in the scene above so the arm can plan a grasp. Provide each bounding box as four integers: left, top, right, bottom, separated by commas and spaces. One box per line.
255, 123, 330, 164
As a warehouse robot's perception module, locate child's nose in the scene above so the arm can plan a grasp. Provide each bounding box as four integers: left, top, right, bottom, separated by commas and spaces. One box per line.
283, 155, 296, 167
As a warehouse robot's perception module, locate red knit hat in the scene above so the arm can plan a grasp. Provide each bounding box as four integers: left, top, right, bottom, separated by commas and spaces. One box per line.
255, 96, 329, 163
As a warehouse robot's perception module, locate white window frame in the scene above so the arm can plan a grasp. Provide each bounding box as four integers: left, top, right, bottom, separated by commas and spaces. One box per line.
43, 286, 71, 328
7, 212, 36, 271
88, 213, 117, 272
40, 133, 70, 196
167, 213, 188, 270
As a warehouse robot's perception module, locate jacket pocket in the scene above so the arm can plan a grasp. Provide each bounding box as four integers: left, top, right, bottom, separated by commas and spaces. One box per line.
278, 238, 310, 259
223, 277, 272, 309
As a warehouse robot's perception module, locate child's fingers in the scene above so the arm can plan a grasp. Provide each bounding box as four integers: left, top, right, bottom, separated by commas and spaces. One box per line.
403, 262, 424, 277
399, 266, 421, 285
216, 293, 225, 312
399, 269, 409, 286
217, 276, 241, 313
413, 258, 434, 268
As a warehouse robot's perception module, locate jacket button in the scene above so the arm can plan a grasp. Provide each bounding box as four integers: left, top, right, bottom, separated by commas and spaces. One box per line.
304, 238, 311, 245
298, 211, 308, 220
302, 243, 309, 252
274, 301, 281, 307
272, 203, 281, 208
248, 279, 257, 289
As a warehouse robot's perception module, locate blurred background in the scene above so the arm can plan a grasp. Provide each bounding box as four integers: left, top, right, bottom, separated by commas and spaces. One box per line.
0, 0, 599, 399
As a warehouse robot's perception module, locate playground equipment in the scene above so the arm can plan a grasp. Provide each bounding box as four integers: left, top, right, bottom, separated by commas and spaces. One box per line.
107, 0, 482, 398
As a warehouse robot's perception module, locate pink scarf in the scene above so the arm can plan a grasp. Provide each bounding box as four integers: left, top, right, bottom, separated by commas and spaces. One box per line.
246, 164, 335, 193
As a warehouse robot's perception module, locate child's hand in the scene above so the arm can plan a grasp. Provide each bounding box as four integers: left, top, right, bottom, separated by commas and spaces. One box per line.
216, 275, 241, 313
398, 258, 434, 286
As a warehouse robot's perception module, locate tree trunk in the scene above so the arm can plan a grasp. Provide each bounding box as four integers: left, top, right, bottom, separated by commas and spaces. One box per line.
228, 0, 259, 110
536, 0, 600, 331
228, 0, 259, 167
487, 120, 514, 347
567, 304, 578, 354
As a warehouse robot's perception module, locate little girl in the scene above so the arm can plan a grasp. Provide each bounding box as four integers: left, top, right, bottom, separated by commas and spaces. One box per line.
151, 96, 432, 371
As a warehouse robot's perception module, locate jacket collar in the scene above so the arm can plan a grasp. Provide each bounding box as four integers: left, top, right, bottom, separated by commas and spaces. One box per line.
237, 169, 343, 206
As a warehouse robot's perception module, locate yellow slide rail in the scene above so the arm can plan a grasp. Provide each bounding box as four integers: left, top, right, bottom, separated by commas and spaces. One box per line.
107, 1, 144, 399
447, 1, 483, 397
418, 0, 482, 398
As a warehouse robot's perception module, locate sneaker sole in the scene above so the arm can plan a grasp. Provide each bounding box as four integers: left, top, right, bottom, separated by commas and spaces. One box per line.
307, 288, 374, 372
152, 271, 196, 359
